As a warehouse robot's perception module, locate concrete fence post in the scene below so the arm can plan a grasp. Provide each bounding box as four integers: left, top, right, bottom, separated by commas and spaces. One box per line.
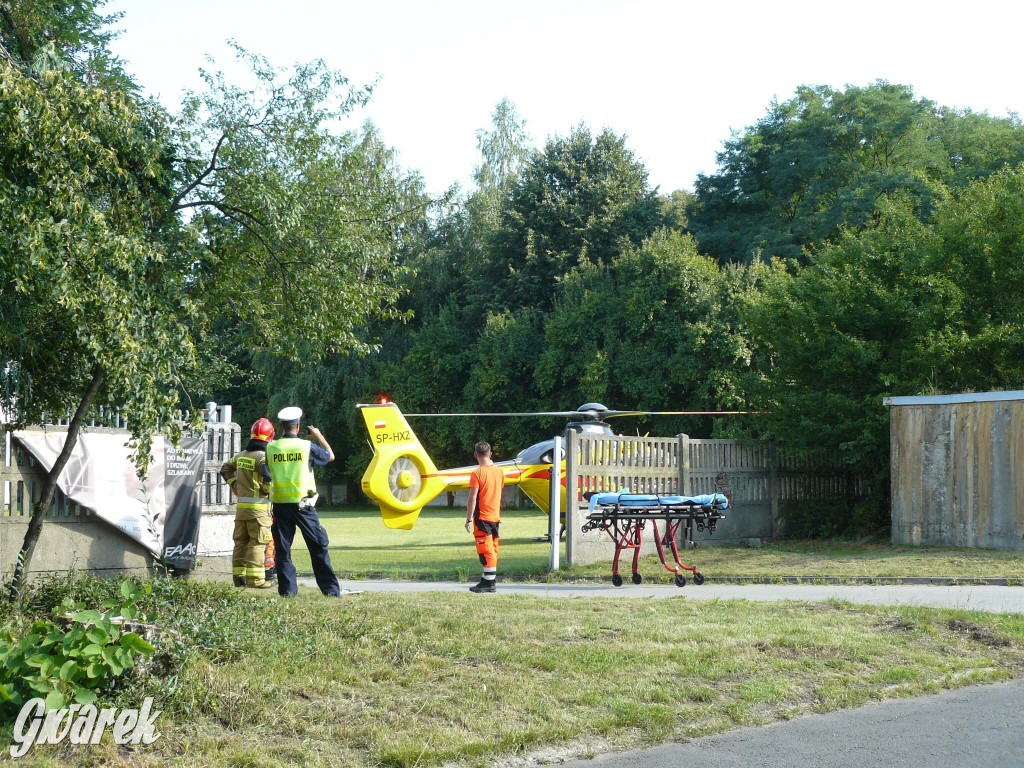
677, 433, 690, 496
548, 435, 561, 571
769, 445, 779, 540
564, 429, 580, 565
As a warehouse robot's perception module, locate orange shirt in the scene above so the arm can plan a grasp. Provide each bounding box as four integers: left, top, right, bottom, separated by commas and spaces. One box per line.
470, 464, 505, 522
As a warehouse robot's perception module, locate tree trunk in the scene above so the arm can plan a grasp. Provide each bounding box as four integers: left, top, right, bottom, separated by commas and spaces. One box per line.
8, 366, 105, 593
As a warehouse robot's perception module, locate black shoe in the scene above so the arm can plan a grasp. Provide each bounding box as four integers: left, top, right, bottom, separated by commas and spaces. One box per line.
469, 579, 496, 593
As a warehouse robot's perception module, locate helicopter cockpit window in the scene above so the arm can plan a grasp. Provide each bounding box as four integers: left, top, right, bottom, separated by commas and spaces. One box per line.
539, 446, 566, 464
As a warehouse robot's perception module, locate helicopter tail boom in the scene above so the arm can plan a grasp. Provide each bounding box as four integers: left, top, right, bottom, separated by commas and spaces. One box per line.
357, 403, 447, 529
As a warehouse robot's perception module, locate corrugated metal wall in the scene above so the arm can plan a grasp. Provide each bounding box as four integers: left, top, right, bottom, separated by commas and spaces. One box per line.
890, 398, 1024, 548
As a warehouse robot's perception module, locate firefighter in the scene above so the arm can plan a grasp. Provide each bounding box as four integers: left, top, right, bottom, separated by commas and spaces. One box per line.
221, 417, 276, 589
266, 406, 341, 597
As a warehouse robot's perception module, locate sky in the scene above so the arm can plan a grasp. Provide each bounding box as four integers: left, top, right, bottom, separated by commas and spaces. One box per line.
105, 0, 1024, 197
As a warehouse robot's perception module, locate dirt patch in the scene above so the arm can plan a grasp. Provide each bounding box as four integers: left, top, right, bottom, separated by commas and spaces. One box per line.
880, 616, 917, 633
753, 641, 821, 659
948, 619, 1011, 647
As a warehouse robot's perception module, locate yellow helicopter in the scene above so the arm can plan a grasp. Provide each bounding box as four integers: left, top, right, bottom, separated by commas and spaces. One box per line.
357, 400, 744, 530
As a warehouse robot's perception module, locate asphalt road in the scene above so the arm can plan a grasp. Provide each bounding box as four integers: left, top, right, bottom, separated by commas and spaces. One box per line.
315, 578, 1024, 613
307, 578, 1024, 767
559, 679, 1024, 768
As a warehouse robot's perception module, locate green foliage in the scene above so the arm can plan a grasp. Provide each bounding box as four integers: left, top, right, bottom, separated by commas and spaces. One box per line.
0, 53, 202, 465
486, 123, 666, 313
740, 170, 1024, 531
927, 167, 1024, 388
688, 81, 1024, 265
0, 571, 311, 714
178, 47, 420, 362
474, 97, 530, 191
0, 0, 128, 82
0, 580, 154, 714
1, 5, 430, 585
536, 230, 755, 437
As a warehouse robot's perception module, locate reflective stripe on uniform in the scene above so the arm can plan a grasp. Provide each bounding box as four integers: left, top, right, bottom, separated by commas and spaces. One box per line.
236, 496, 272, 514
236, 496, 269, 505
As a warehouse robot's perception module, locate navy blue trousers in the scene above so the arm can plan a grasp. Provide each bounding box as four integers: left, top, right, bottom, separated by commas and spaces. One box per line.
271, 502, 340, 596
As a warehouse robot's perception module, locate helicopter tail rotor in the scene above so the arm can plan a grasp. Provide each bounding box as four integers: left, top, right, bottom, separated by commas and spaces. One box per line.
357, 403, 447, 529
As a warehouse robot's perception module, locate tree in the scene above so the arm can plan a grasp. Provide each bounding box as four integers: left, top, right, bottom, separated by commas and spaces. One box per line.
536, 230, 753, 435
173, 45, 415, 361
1, 14, 420, 588
925, 168, 1024, 389
0, 0, 127, 83
1, 35, 202, 587
687, 82, 1024, 265
487, 124, 665, 313
738, 170, 1024, 533
473, 97, 530, 192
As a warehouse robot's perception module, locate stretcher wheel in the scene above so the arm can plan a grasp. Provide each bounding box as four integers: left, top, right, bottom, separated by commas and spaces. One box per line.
693, 572, 705, 585
631, 572, 643, 585
612, 573, 623, 587
674, 573, 687, 587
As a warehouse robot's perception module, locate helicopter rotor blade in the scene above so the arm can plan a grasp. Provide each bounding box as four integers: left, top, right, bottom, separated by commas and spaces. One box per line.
603, 410, 758, 418
404, 411, 583, 418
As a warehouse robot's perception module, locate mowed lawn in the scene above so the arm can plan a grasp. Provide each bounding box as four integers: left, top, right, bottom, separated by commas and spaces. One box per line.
287, 506, 1024, 583
291, 506, 564, 581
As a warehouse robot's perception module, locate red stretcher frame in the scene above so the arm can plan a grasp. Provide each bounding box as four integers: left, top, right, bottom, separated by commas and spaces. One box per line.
582, 495, 726, 587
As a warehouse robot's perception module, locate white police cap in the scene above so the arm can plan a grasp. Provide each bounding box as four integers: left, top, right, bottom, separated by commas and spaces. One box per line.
277, 406, 303, 423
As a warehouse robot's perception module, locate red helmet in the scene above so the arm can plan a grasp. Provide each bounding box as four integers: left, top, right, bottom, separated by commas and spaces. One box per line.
250, 417, 275, 442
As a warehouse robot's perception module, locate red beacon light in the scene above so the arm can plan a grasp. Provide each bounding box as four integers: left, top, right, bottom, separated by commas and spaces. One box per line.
379, 396, 390, 404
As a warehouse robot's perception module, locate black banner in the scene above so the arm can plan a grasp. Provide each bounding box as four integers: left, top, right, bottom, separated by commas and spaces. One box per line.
162, 436, 206, 570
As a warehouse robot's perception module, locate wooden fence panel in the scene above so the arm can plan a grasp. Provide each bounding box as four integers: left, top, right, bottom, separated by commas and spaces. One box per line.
1, 420, 241, 518
565, 431, 870, 563
576, 434, 681, 497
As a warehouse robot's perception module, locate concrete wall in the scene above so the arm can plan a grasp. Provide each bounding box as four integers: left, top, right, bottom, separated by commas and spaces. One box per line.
0, 517, 152, 575
889, 392, 1024, 549
0, 511, 234, 581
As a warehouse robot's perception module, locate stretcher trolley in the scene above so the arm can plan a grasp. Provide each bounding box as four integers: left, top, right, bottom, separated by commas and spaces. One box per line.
582, 492, 728, 587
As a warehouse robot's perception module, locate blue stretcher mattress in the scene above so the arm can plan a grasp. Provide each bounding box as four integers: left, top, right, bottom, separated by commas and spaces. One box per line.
588, 492, 729, 512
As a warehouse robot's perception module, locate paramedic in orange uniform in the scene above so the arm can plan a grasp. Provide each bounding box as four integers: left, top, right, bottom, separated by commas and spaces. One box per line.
464, 441, 505, 593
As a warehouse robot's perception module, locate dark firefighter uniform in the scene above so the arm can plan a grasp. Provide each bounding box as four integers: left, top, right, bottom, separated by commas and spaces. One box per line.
266, 434, 340, 596
221, 446, 274, 588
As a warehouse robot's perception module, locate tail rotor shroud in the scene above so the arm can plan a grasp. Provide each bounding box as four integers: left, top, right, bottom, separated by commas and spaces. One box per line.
387, 455, 423, 503
358, 402, 447, 529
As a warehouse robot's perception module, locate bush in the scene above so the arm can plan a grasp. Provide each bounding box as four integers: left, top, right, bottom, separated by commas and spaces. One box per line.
0, 581, 155, 715
0, 571, 287, 713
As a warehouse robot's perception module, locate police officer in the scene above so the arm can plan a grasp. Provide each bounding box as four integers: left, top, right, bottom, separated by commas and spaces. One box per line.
221, 418, 276, 589
266, 406, 341, 597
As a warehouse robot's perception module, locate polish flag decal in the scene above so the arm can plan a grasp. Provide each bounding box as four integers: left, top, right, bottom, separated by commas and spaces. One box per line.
374, 420, 387, 429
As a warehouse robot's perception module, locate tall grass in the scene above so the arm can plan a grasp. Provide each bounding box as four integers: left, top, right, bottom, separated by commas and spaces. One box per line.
4, 576, 1024, 767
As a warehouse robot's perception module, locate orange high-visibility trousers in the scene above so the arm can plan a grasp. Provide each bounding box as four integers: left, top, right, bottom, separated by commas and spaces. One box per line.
473, 515, 500, 577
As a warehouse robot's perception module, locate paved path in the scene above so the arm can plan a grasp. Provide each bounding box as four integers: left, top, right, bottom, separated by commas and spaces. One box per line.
307, 578, 1024, 613
559, 678, 1024, 768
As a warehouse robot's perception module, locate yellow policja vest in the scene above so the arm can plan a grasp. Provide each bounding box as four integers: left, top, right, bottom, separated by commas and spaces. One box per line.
266, 437, 317, 503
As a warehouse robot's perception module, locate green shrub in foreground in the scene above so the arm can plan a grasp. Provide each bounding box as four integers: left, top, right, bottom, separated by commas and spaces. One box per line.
0, 572, 290, 717
0, 581, 155, 715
